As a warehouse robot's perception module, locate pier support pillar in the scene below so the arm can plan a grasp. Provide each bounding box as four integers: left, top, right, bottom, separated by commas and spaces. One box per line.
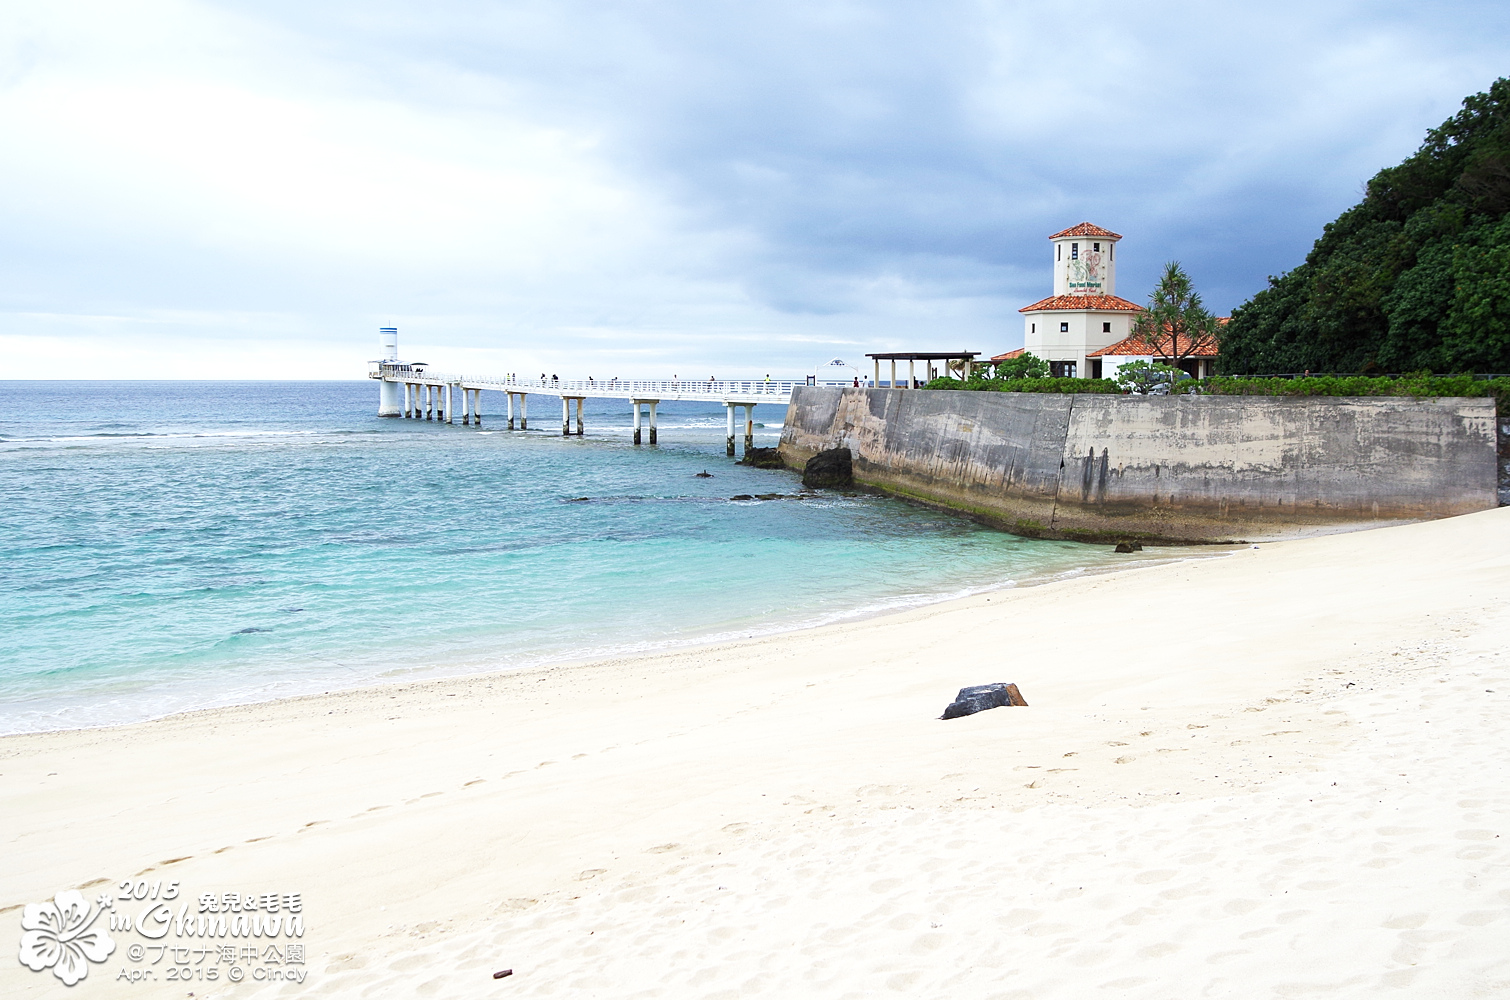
506, 392, 514, 429
461, 386, 470, 425
648, 400, 658, 445
520, 393, 528, 430
378, 378, 401, 417
908, 359, 915, 389
425, 385, 433, 420
474, 389, 482, 426
873, 359, 880, 388
575, 397, 584, 436
744, 403, 755, 452
890, 360, 897, 390
561, 396, 570, 436
441, 384, 450, 424
632, 401, 642, 445
725, 402, 736, 456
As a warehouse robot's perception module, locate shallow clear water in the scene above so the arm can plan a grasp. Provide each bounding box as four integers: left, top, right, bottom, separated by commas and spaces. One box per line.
0, 381, 1141, 734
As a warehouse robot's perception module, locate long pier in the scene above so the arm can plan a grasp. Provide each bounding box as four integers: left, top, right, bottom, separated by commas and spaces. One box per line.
370, 362, 816, 452
367, 330, 975, 454
367, 332, 856, 454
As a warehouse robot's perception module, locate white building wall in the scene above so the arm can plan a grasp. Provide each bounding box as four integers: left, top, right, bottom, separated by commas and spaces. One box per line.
1023, 310, 1137, 375
1096, 354, 1154, 381
1051, 236, 1119, 297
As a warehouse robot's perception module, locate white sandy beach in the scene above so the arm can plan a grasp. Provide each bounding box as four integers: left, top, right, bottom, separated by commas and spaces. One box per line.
4, 507, 1509, 999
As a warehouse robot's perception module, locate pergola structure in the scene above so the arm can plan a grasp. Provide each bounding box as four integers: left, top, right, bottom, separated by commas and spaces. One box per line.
865, 352, 981, 389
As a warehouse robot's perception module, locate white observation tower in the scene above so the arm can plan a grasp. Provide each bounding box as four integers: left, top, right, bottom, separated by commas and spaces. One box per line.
376, 327, 403, 416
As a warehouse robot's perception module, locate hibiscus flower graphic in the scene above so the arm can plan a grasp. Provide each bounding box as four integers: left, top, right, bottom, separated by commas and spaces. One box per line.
18, 890, 116, 986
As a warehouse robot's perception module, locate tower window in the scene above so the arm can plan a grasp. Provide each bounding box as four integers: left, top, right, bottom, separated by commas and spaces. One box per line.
1110, 244, 1114, 261
1031, 323, 1036, 333
1071, 243, 1079, 260
1056, 245, 1061, 261
1093, 242, 1100, 252
1060, 322, 1069, 332
1103, 322, 1112, 333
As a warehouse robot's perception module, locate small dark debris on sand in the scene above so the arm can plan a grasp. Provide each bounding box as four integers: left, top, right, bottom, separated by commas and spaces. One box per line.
940, 682, 1027, 719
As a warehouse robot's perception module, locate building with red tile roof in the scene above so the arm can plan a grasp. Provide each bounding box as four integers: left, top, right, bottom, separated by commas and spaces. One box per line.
1011, 224, 1136, 378
991, 224, 1225, 378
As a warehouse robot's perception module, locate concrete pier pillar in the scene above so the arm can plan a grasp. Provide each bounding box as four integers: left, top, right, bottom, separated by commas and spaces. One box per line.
726, 402, 736, 456
425, 385, 434, 420
744, 403, 755, 452
506, 392, 514, 429
575, 397, 584, 436
873, 359, 880, 387
632, 401, 642, 445
473, 389, 482, 427
890, 360, 897, 389
562, 396, 570, 436
379, 377, 401, 417
520, 393, 528, 430
648, 400, 658, 445
461, 386, 470, 425
908, 359, 916, 389
441, 384, 451, 424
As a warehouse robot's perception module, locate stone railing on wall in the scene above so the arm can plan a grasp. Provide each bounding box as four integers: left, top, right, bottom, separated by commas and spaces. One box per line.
777, 387, 1499, 544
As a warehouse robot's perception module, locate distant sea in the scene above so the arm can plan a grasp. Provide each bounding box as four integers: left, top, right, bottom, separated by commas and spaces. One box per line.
0, 381, 1143, 735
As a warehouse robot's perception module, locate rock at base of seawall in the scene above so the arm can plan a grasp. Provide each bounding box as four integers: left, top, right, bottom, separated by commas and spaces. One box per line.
1114, 541, 1143, 553
739, 447, 786, 469
802, 447, 853, 489
940, 682, 1027, 720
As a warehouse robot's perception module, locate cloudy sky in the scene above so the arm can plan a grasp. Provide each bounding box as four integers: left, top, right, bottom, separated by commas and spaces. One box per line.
2, 1, 1507, 379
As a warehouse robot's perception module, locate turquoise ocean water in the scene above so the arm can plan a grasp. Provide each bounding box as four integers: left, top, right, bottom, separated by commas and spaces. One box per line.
1, 381, 1145, 735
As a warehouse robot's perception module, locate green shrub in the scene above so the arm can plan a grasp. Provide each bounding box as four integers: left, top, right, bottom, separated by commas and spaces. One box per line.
1191, 374, 1510, 414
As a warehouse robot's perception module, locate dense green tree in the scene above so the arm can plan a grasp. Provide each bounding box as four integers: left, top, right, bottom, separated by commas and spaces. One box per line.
1221, 78, 1510, 374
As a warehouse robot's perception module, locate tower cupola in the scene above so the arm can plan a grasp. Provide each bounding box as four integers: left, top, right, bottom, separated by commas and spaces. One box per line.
1049, 222, 1121, 297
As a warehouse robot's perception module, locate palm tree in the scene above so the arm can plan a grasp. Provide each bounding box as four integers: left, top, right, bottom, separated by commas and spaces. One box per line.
1131, 262, 1222, 375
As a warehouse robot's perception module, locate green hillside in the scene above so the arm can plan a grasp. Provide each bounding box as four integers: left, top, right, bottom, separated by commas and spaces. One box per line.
1221, 78, 1510, 374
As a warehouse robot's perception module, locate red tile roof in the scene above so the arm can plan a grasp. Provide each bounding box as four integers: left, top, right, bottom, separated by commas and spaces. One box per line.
990, 348, 1026, 362
1049, 222, 1121, 240
1019, 294, 1143, 313
1088, 331, 1222, 358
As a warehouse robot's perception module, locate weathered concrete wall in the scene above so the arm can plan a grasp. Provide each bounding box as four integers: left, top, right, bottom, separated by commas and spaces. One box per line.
778, 387, 1499, 543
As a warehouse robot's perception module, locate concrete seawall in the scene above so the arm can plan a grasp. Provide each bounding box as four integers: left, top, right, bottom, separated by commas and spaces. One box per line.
777, 387, 1499, 543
